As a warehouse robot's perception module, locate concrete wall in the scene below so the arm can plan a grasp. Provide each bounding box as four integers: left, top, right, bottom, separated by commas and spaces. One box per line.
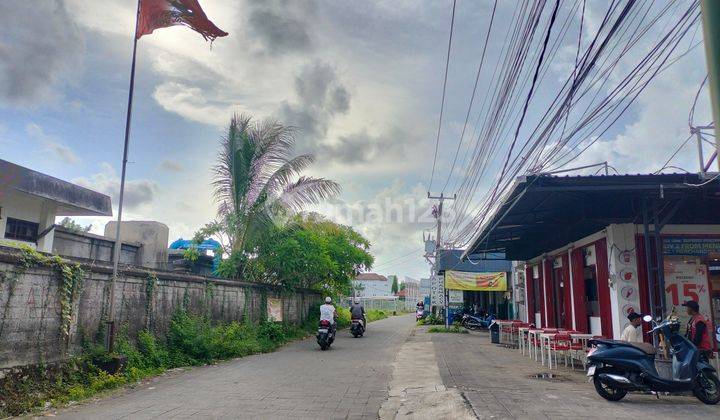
53, 226, 141, 266
105, 221, 169, 269
0, 247, 320, 370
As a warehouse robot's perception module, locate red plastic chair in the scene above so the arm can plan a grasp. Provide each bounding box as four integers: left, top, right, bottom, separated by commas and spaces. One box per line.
549, 333, 573, 368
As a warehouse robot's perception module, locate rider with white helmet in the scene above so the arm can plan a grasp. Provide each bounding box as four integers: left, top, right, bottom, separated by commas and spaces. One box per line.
320, 297, 337, 332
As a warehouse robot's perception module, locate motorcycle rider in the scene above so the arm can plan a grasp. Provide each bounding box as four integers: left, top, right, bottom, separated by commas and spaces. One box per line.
350, 298, 366, 329
682, 300, 713, 361
320, 297, 337, 334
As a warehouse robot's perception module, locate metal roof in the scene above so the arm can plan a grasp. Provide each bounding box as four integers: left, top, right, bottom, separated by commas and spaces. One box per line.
436, 250, 511, 274
465, 173, 720, 260
0, 159, 112, 216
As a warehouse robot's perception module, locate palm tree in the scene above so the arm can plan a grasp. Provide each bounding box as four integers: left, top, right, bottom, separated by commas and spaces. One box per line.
212, 114, 340, 254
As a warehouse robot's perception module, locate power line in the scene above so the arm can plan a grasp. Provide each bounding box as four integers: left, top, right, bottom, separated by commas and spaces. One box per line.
441, 0, 498, 193
428, 0, 457, 193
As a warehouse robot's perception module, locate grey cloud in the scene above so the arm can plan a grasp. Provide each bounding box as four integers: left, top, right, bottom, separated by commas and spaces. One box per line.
246, 0, 317, 55
159, 160, 184, 172
277, 61, 351, 153
74, 164, 158, 210
0, 0, 84, 105
322, 127, 410, 165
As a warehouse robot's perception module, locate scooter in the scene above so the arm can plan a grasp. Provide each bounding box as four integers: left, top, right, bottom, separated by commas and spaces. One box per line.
317, 319, 335, 350
350, 318, 365, 338
462, 313, 494, 330
586, 314, 720, 404
416, 308, 425, 321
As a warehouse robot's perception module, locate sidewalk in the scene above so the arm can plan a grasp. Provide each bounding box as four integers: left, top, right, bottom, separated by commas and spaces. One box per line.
429, 329, 718, 419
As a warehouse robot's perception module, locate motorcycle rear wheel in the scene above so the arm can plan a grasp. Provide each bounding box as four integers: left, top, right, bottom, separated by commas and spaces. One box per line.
693, 370, 720, 405
593, 368, 628, 402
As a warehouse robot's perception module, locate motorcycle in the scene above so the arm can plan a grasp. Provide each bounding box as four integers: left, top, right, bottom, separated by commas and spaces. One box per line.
416, 308, 425, 321
462, 313, 495, 330
350, 318, 365, 338
317, 319, 335, 350
586, 314, 720, 405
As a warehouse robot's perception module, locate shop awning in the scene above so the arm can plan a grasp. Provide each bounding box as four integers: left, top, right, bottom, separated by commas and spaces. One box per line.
465, 173, 720, 260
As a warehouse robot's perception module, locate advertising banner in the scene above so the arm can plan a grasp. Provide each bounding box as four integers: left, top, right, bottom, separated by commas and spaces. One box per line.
663, 260, 711, 327
448, 289, 464, 304
445, 270, 507, 291
663, 237, 720, 256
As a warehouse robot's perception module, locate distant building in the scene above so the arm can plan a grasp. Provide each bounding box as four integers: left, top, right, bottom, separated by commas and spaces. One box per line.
419, 277, 431, 300
353, 272, 391, 298
403, 277, 420, 302
0, 159, 111, 253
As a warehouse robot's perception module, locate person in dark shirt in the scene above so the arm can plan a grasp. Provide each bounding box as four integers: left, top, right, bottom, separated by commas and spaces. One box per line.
350, 298, 366, 328
682, 300, 713, 360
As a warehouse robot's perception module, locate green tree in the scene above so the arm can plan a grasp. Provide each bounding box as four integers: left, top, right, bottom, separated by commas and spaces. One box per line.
203, 114, 340, 275
59, 217, 91, 233
254, 214, 373, 295
390, 275, 399, 295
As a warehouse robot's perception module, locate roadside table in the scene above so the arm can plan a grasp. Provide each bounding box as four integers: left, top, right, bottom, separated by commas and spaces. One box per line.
540, 332, 556, 369
518, 327, 532, 356
527, 329, 543, 361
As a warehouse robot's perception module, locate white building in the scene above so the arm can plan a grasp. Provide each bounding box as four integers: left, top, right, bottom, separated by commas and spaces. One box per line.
402, 276, 420, 302
0, 159, 112, 253
352, 272, 392, 298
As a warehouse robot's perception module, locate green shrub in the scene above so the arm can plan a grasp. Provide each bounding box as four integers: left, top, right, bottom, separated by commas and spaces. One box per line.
366, 309, 388, 322
427, 325, 468, 334
336, 306, 351, 329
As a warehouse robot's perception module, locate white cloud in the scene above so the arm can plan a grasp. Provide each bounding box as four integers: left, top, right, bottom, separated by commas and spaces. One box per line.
26, 123, 80, 165
159, 160, 184, 172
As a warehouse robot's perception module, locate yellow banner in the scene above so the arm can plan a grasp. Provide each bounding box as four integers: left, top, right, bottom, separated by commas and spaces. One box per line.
445, 270, 507, 291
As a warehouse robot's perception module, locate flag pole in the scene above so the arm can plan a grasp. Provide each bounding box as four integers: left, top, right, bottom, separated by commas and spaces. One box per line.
107, 0, 142, 352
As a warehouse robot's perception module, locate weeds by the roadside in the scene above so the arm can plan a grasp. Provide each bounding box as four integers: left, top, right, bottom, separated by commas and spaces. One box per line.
416, 313, 444, 326
427, 325, 469, 334
0, 311, 311, 417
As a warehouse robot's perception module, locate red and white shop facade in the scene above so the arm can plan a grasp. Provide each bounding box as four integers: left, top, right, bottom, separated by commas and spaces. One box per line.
465, 173, 720, 343
521, 224, 720, 340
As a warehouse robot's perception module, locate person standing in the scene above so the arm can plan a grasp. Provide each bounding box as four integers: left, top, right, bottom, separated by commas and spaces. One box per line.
620, 312, 644, 343
682, 300, 714, 360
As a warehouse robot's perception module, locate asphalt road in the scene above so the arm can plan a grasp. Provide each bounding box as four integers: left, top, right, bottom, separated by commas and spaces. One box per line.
53, 314, 415, 420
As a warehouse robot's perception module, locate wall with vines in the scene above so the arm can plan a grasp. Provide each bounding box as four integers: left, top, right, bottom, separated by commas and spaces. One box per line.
0, 246, 321, 370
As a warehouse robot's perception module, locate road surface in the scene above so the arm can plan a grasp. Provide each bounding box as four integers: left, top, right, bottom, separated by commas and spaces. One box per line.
55, 315, 415, 419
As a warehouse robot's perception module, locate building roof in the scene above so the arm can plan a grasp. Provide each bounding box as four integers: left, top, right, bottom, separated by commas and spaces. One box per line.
0, 159, 112, 216
437, 250, 511, 274
465, 173, 720, 260
355, 272, 388, 281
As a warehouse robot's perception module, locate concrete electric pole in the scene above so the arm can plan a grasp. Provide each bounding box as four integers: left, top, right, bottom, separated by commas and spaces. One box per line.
701, 0, 720, 172
428, 192, 456, 329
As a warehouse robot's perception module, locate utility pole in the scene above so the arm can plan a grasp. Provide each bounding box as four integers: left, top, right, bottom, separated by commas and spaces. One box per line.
701, 0, 720, 171
428, 192, 456, 329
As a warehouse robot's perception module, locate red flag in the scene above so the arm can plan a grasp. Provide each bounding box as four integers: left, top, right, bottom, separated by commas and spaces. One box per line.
136, 0, 228, 41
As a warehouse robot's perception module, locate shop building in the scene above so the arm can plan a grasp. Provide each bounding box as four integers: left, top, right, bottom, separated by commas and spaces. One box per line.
464, 173, 720, 344
436, 249, 512, 318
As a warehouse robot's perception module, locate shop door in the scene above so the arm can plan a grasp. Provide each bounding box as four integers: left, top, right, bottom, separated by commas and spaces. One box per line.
553, 267, 566, 329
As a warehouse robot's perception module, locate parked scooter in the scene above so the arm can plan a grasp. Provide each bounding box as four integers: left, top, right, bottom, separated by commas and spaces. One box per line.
462, 313, 495, 330
587, 314, 720, 404
317, 320, 335, 350
350, 318, 365, 338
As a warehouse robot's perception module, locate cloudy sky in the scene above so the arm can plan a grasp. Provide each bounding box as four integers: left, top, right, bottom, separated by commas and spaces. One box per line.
0, 0, 713, 280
